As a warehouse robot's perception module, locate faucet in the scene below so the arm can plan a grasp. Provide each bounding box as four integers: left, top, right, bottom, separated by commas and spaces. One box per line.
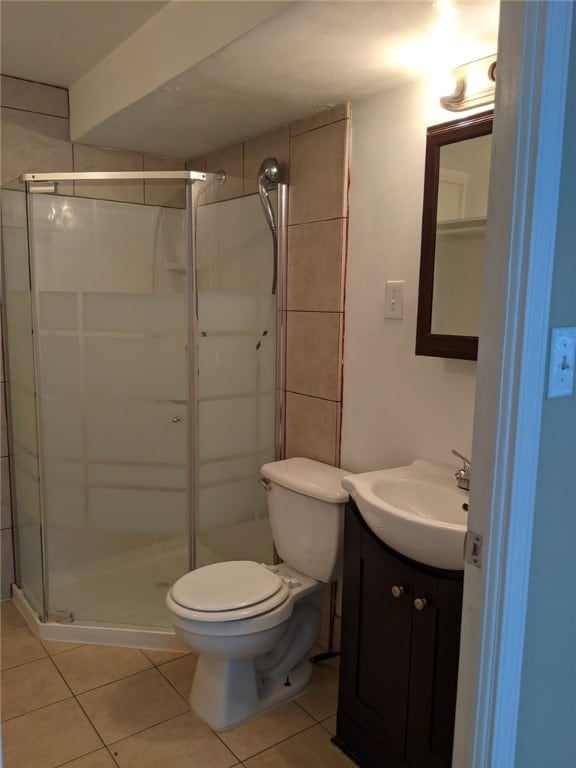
451, 449, 471, 491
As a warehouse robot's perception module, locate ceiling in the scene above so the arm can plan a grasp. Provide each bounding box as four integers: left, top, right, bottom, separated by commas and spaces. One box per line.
0, 1, 168, 86
0, 1, 500, 159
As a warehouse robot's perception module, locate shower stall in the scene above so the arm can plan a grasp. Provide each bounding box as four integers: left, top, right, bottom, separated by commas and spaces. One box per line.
0, 166, 286, 647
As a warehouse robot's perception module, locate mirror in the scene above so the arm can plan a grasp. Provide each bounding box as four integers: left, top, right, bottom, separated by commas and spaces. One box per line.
416, 111, 493, 360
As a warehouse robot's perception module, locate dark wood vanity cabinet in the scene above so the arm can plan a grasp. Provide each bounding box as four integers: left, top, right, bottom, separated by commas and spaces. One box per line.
335, 501, 464, 768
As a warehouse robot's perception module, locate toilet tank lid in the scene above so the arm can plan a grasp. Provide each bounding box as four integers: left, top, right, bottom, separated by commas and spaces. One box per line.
261, 458, 352, 503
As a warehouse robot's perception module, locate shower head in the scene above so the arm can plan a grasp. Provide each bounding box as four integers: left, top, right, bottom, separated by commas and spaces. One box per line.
258, 157, 279, 189
257, 157, 279, 236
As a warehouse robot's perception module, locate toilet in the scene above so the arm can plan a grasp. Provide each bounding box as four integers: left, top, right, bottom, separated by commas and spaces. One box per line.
166, 457, 351, 730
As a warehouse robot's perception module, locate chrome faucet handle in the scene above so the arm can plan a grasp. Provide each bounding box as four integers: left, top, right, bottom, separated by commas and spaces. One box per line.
452, 449, 471, 490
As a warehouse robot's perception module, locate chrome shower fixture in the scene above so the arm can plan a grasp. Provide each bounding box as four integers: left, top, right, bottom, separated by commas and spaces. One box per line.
258, 157, 279, 234
257, 157, 280, 293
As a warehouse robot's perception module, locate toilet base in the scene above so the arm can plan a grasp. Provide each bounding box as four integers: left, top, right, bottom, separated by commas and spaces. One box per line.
190, 653, 313, 731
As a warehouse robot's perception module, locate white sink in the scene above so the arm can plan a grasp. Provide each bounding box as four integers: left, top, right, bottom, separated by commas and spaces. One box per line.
342, 459, 468, 570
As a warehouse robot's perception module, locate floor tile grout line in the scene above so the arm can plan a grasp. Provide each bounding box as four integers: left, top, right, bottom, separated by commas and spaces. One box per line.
46, 652, 80, 699
52, 745, 119, 768
0, 654, 49, 673
105, 708, 192, 753
0, 690, 73, 724
234, 720, 322, 763
2, 604, 342, 765
0, 621, 27, 632
71, 666, 189, 747
58, 659, 158, 697
154, 661, 194, 705
210, 720, 246, 762
65, 682, 111, 754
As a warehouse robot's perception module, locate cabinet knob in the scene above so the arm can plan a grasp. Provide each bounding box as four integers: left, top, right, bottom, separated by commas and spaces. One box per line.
414, 598, 428, 611
391, 585, 405, 598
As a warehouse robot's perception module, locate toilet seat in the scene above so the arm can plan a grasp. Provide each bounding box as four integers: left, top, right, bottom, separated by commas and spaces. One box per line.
169, 561, 291, 622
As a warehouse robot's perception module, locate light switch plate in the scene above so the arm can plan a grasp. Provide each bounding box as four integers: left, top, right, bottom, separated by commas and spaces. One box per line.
385, 280, 405, 319
547, 327, 576, 398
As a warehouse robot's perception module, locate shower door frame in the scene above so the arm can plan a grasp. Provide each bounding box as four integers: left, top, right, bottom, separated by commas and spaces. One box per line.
188, 179, 288, 572
19, 170, 204, 623
11, 169, 286, 631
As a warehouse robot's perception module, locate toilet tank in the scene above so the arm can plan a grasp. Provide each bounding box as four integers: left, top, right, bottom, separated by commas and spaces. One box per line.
260, 458, 352, 583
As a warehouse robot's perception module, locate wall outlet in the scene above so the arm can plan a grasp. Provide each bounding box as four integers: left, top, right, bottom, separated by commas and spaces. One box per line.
547, 327, 576, 398
385, 280, 405, 319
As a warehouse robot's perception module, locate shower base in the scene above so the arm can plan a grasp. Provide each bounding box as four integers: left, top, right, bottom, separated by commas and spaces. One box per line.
14, 517, 274, 650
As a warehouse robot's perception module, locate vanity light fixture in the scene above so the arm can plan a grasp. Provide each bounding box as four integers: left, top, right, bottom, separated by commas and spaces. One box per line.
440, 54, 496, 111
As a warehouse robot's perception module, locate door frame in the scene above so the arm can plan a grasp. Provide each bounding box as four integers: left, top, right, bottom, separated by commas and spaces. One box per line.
453, 1, 575, 765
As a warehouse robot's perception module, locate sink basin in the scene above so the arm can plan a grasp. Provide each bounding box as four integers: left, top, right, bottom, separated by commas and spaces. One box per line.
341, 459, 468, 570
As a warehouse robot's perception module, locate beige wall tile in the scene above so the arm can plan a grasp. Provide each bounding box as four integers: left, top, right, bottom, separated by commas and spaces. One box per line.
1, 600, 25, 630
2, 458, 13, 529
1, 625, 47, 669
186, 156, 206, 173
1, 698, 102, 768
1, 656, 72, 720
243, 723, 355, 767
333, 615, 342, 651
284, 393, 339, 466
318, 587, 339, 651
0, 107, 73, 192
287, 219, 346, 312
286, 312, 342, 400
0, 76, 69, 118
78, 668, 188, 744
218, 700, 314, 761
290, 104, 351, 137
205, 143, 244, 202
52, 644, 153, 694
1, 531, 15, 600
289, 120, 349, 225
111, 711, 237, 768
1, 383, 8, 456
73, 144, 144, 204
244, 127, 290, 194
143, 155, 185, 209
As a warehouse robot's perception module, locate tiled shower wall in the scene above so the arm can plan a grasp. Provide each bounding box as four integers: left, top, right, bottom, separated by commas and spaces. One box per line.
0, 75, 351, 613
1, 306, 14, 599
187, 104, 351, 467
0, 75, 187, 601
186, 108, 351, 649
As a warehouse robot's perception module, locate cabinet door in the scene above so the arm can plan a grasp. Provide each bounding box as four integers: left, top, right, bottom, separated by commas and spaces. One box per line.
407, 571, 463, 766
339, 505, 415, 763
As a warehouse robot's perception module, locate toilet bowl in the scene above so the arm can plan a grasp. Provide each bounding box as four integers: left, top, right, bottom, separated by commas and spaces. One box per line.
166, 458, 351, 730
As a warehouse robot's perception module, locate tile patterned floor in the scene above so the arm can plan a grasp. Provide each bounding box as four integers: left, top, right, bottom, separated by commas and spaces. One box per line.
0, 600, 355, 768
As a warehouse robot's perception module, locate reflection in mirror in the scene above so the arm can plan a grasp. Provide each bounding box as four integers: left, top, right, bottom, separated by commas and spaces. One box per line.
416, 111, 493, 360
432, 134, 491, 336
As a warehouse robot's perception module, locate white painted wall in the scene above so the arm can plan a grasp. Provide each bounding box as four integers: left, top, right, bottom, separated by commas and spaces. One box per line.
341, 79, 478, 473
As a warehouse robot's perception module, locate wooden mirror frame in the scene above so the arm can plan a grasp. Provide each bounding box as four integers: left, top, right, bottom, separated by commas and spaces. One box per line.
415, 110, 493, 361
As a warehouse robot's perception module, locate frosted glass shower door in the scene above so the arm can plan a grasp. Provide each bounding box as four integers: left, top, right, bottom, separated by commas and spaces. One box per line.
194, 182, 279, 567
29, 186, 191, 628
1, 188, 45, 616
